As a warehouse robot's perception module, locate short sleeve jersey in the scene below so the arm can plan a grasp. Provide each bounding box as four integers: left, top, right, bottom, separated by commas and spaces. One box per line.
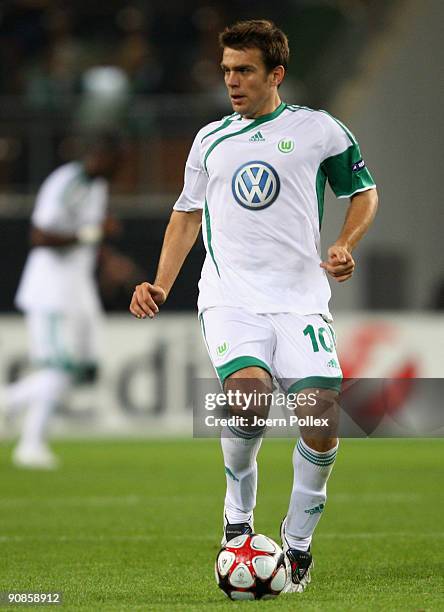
15, 162, 108, 313
174, 102, 375, 318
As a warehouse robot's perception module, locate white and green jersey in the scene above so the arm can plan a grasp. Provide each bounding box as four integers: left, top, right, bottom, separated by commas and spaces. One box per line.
174, 102, 375, 318
16, 162, 108, 314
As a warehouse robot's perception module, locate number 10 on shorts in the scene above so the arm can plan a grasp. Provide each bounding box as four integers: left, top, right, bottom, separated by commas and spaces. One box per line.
303, 324, 335, 353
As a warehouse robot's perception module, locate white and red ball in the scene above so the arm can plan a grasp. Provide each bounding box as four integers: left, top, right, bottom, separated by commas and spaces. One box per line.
215, 533, 287, 600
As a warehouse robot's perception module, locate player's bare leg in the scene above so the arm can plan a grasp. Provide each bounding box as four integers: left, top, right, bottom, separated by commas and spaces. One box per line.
10, 367, 71, 469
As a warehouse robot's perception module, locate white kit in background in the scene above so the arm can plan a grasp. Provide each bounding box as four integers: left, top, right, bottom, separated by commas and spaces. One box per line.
6, 161, 108, 468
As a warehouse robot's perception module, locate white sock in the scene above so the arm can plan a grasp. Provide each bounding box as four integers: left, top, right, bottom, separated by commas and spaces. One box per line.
221, 426, 263, 524
285, 438, 338, 551
18, 369, 71, 449
4, 371, 51, 415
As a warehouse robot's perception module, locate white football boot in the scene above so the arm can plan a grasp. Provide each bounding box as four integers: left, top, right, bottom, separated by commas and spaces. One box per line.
12, 443, 59, 470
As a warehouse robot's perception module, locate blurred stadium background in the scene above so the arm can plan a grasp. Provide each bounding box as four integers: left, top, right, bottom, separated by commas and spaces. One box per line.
0, 0, 442, 436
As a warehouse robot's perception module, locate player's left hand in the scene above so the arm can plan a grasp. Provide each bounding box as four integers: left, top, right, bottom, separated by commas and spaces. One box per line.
320, 245, 355, 282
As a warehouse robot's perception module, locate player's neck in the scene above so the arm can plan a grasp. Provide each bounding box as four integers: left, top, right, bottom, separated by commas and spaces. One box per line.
243, 96, 283, 120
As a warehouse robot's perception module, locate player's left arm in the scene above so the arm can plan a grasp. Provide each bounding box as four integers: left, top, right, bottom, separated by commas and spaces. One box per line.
320, 187, 378, 282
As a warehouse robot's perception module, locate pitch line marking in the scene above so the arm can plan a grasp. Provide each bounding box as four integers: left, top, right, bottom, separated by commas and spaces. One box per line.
0, 532, 443, 543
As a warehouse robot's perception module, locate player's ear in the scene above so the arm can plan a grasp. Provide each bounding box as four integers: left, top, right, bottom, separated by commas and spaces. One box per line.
270, 66, 285, 87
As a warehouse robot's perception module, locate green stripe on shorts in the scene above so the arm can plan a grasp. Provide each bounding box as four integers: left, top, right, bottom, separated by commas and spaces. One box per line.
216, 356, 272, 384
288, 376, 342, 394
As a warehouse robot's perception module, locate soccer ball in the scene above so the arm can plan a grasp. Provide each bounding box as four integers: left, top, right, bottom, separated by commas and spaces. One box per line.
215, 533, 287, 600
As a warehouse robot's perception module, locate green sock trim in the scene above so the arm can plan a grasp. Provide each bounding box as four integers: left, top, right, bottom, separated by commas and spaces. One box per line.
297, 439, 338, 459
297, 447, 337, 466
297, 440, 337, 466
227, 424, 265, 439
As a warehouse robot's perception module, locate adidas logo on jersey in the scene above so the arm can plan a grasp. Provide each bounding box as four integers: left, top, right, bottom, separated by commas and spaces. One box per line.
249, 131, 265, 142
327, 358, 340, 369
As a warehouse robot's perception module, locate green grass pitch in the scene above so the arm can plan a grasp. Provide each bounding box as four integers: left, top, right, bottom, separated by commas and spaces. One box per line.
0, 438, 442, 611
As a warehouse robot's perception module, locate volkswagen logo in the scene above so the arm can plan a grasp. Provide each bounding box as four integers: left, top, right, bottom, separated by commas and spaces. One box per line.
231, 161, 280, 210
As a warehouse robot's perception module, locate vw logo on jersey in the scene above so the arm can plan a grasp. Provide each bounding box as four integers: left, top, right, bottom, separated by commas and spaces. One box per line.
232, 160, 280, 211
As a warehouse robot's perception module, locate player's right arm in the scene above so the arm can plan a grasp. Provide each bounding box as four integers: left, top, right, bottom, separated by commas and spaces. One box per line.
30, 216, 115, 248
130, 210, 202, 319
130, 124, 210, 320
30, 226, 102, 247
31, 226, 78, 248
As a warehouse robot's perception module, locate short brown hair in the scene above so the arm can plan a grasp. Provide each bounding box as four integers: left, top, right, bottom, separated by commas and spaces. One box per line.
219, 19, 289, 72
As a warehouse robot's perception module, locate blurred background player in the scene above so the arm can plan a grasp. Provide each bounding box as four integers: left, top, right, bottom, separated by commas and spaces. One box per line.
0, 2, 441, 607
3, 134, 123, 469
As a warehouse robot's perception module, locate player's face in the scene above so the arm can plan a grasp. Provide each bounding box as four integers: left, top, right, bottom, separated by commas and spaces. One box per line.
101, 152, 122, 179
91, 150, 122, 179
221, 47, 282, 119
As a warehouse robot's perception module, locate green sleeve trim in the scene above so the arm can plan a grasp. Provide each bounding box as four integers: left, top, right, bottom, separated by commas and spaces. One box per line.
204, 199, 220, 276
336, 185, 377, 199
321, 144, 375, 199
216, 356, 272, 384
288, 376, 342, 394
203, 102, 287, 172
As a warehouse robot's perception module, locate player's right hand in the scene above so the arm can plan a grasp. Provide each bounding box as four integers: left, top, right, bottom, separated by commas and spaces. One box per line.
129, 282, 167, 319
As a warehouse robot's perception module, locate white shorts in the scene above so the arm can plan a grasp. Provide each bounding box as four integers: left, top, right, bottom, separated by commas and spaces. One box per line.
199, 307, 342, 393
26, 311, 101, 372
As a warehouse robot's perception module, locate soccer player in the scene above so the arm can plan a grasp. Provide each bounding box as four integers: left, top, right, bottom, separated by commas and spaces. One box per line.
4, 134, 123, 469
130, 20, 378, 592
